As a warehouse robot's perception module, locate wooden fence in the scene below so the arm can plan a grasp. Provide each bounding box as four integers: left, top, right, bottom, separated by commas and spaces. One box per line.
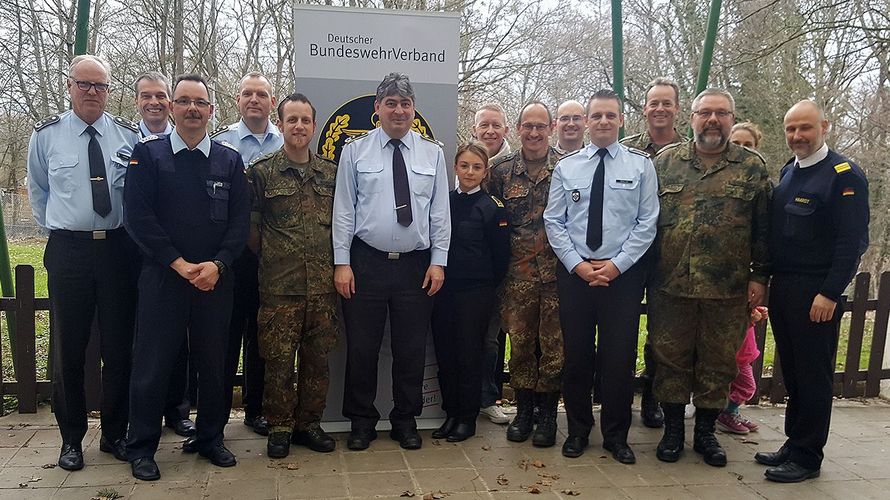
1, 265, 889, 413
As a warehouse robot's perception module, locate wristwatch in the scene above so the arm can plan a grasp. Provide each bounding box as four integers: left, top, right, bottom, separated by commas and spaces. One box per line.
213, 259, 228, 276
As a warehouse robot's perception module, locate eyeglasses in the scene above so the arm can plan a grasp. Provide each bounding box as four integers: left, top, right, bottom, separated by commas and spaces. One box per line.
520, 123, 549, 132
173, 98, 211, 108
71, 80, 110, 93
557, 115, 585, 123
693, 110, 733, 119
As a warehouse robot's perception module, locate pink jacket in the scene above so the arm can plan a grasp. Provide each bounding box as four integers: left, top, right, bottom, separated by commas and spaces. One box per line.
736, 324, 761, 365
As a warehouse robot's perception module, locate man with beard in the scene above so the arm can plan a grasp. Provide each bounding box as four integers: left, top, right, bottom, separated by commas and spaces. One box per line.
649, 88, 770, 467
554, 100, 587, 154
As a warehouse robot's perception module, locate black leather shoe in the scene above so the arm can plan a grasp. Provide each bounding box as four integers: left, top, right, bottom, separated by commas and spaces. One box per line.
181, 436, 198, 453
765, 461, 821, 483
244, 415, 270, 436
199, 443, 237, 467
58, 443, 84, 471
166, 418, 196, 437
131, 457, 160, 481
640, 381, 664, 428
292, 423, 336, 453
390, 428, 422, 450
432, 417, 458, 439
99, 436, 127, 462
754, 446, 791, 466
561, 436, 589, 458
267, 432, 291, 459
346, 428, 378, 451
446, 420, 476, 442
604, 442, 636, 464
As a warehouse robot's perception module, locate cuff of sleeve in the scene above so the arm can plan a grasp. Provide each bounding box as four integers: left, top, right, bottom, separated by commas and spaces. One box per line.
334, 249, 351, 265
612, 253, 634, 274
818, 286, 844, 303
563, 254, 583, 274
214, 250, 234, 269
431, 249, 448, 267
158, 247, 182, 268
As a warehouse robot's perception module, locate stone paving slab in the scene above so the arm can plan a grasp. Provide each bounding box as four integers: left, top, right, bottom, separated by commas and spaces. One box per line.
0, 400, 887, 499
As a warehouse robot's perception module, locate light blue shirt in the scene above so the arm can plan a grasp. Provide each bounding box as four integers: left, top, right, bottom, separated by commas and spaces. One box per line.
138, 119, 173, 137
544, 141, 659, 274
170, 129, 211, 157
333, 127, 451, 266
27, 110, 139, 230
211, 118, 283, 167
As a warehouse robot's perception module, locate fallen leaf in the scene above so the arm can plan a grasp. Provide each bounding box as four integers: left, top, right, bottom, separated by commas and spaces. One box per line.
497, 473, 509, 485
519, 459, 529, 470
539, 478, 552, 486
286, 463, 299, 470
527, 485, 543, 494
400, 491, 416, 497
18, 483, 28, 488
531, 460, 545, 468
481, 444, 491, 451
28, 476, 41, 482
561, 489, 581, 496
432, 439, 441, 446
741, 439, 759, 445
539, 472, 559, 480
41, 463, 56, 469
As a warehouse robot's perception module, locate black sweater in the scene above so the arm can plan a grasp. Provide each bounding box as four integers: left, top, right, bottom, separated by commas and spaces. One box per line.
443, 189, 510, 291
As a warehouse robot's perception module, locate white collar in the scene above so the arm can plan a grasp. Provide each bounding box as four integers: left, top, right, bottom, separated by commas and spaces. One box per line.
170, 129, 211, 157
456, 185, 482, 195
796, 142, 829, 168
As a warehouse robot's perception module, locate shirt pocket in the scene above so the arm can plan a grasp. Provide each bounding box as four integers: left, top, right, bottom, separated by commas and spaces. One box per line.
313, 183, 334, 225
503, 182, 532, 226
206, 180, 231, 223
657, 183, 684, 227
609, 177, 639, 190
355, 161, 384, 193
48, 155, 79, 193
783, 198, 818, 242
264, 186, 299, 227
723, 181, 757, 226
410, 162, 436, 200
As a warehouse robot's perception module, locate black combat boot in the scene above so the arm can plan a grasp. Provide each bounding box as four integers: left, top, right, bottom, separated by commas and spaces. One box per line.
267, 431, 291, 459
693, 408, 727, 467
656, 403, 686, 462
640, 379, 664, 428
506, 389, 534, 442
532, 392, 559, 448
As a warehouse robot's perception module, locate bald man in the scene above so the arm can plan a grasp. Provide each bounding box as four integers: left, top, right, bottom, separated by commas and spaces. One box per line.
555, 100, 586, 154
755, 100, 869, 482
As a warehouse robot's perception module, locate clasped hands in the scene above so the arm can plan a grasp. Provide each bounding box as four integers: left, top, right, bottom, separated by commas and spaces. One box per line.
171, 257, 219, 291
573, 259, 619, 286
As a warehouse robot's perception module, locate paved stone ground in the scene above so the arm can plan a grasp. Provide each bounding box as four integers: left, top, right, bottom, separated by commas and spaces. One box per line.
0, 399, 888, 499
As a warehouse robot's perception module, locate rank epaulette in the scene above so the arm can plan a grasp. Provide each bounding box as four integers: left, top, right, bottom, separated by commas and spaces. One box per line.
248, 151, 276, 168
740, 145, 766, 164
489, 150, 517, 170
627, 147, 650, 158
140, 134, 161, 143
658, 142, 684, 154
555, 149, 581, 165
33, 114, 61, 131
834, 162, 852, 174
490, 195, 505, 208
345, 131, 370, 144
217, 140, 239, 152
619, 132, 643, 145
420, 135, 444, 148
209, 124, 231, 138
113, 115, 140, 134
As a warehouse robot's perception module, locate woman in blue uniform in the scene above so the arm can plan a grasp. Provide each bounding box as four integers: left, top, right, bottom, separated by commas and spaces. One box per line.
431, 142, 510, 441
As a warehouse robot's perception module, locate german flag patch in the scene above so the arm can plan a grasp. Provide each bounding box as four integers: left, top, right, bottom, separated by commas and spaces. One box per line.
834, 162, 851, 174
842, 187, 855, 196
498, 219, 508, 227
128, 158, 139, 166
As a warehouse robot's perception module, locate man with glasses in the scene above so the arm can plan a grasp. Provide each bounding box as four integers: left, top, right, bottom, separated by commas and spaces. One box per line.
620, 77, 687, 429
124, 74, 250, 480
27, 54, 140, 472
554, 100, 587, 154
648, 88, 770, 467
211, 72, 284, 437
488, 101, 564, 448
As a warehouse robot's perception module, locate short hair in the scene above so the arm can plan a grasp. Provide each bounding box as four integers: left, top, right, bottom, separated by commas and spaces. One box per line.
731, 122, 763, 148
691, 87, 735, 112
474, 103, 508, 125
455, 141, 490, 166
173, 73, 210, 97
376, 73, 415, 103
586, 89, 622, 114
68, 54, 111, 81
517, 100, 552, 125
238, 71, 273, 93
133, 71, 171, 97
277, 92, 316, 122
645, 77, 680, 104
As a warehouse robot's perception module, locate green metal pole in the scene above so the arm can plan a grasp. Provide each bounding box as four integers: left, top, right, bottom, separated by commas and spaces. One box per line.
690, 0, 723, 137
611, 0, 625, 139
74, 0, 91, 56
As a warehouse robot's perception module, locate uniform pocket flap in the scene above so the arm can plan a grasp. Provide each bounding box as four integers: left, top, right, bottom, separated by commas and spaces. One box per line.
410, 163, 436, 176
609, 177, 639, 190
725, 182, 756, 201
50, 155, 78, 170
312, 184, 334, 197
206, 180, 231, 199
658, 183, 683, 196
784, 202, 815, 216
356, 161, 383, 173
264, 187, 297, 198
562, 176, 592, 190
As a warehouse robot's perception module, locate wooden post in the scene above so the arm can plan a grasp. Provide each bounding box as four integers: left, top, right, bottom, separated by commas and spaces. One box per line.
843, 273, 869, 397
870, 272, 890, 397
14, 265, 37, 413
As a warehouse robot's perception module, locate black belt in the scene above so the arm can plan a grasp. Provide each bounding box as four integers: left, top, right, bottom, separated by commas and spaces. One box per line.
51, 227, 127, 240
352, 237, 429, 261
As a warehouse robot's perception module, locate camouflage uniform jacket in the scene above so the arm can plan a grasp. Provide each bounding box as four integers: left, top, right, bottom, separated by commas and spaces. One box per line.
620, 128, 686, 157
652, 141, 770, 299
248, 150, 337, 296
487, 147, 564, 284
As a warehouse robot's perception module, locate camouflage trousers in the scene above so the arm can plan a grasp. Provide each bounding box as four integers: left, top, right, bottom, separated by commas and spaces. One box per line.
648, 289, 748, 409
501, 279, 563, 392
257, 293, 338, 432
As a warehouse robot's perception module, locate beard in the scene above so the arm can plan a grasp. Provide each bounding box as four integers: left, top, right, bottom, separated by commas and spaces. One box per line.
695, 128, 728, 150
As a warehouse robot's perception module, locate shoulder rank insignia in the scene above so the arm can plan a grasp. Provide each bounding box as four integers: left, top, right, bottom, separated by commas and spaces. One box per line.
140, 134, 160, 143
344, 131, 370, 144
619, 132, 642, 144
113, 115, 140, 133
834, 162, 851, 174
490, 151, 517, 169
556, 150, 581, 163
217, 140, 239, 152
420, 135, 444, 148
33, 114, 60, 131
209, 124, 231, 138
490, 195, 505, 208
627, 147, 650, 158
248, 151, 276, 168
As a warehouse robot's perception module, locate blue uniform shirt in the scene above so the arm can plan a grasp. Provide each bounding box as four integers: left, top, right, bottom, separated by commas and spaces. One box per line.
138, 119, 173, 137
27, 110, 139, 231
210, 119, 283, 167
332, 127, 451, 266
543, 141, 659, 274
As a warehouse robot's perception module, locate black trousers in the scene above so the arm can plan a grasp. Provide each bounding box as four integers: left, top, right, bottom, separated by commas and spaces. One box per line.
163, 340, 191, 423
126, 264, 233, 460
557, 262, 645, 445
431, 286, 495, 418
45, 230, 138, 445
341, 239, 434, 431
770, 273, 840, 470
224, 249, 264, 419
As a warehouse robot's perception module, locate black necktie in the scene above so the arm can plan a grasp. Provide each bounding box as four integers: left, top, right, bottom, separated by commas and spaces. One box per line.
85, 125, 112, 217
390, 139, 413, 227
586, 148, 608, 250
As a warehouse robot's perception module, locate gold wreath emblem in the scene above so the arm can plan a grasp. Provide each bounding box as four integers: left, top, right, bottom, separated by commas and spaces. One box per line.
322, 114, 350, 160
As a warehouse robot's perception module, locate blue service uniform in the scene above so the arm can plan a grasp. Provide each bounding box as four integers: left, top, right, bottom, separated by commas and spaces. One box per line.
768, 144, 869, 470
138, 120, 173, 137
543, 142, 659, 445
27, 110, 140, 449
123, 131, 250, 461
210, 119, 282, 426
332, 127, 451, 432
